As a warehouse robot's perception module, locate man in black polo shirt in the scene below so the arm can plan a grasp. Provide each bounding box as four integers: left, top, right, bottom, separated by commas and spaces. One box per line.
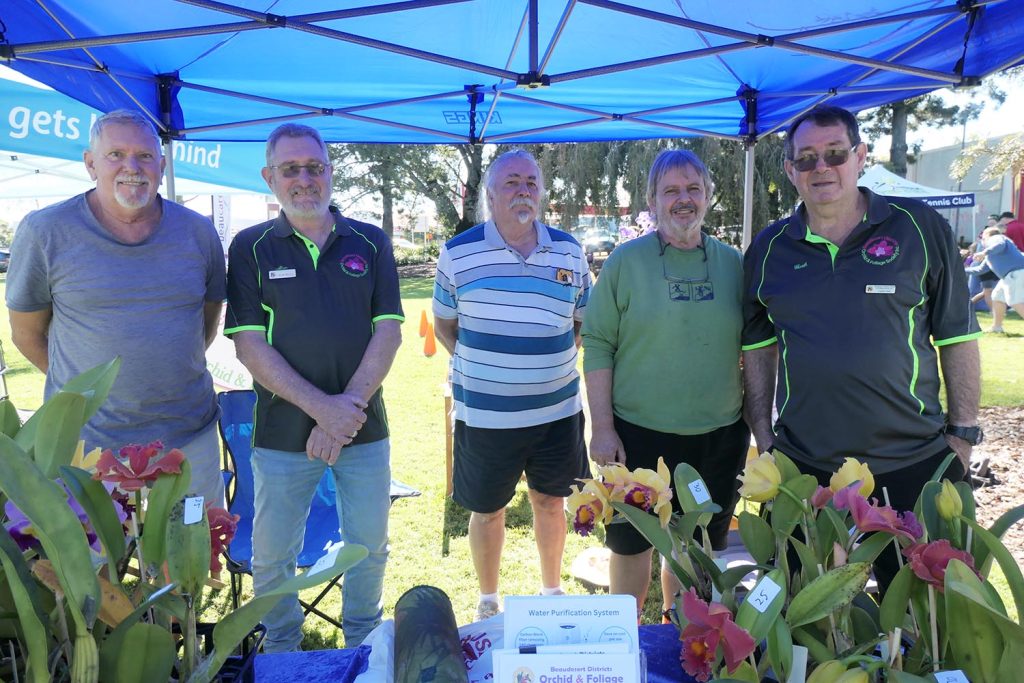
225, 123, 403, 651
741, 106, 982, 584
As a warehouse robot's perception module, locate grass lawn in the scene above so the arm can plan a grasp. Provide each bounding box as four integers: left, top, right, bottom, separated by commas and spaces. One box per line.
0, 277, 1020, 644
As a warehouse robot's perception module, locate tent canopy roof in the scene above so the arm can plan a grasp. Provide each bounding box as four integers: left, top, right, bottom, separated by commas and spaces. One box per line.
3, 0, 1023, 145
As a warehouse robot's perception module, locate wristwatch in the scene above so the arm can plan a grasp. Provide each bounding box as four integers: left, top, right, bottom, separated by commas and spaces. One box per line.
944, 423, 984, 445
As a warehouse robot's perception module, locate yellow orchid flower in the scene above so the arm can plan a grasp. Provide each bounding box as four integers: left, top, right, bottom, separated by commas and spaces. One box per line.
567, 480, 612, 536
69, 440, 103, 472
829, 458, 875, 497
737, 452, 781, 502
597, 463, 632, 503
617, 457, 673, 527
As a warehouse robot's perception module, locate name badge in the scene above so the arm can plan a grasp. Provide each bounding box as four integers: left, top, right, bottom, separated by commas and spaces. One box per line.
269, 268, 296, 280
865, 284, 895, 294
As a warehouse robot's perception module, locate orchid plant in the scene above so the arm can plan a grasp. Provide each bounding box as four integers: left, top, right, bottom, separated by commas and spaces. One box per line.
569, 451, 1024, 682
0, 360, 367, 683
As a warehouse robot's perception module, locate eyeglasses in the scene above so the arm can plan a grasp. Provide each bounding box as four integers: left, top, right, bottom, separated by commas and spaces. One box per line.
789, 146, 857, 173
268, 162, 330, 178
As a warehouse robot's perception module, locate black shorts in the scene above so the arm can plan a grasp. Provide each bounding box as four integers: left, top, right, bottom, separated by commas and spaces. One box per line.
979, 271, 999, 287
604, 416, 750, 555
453, 412, 590, 514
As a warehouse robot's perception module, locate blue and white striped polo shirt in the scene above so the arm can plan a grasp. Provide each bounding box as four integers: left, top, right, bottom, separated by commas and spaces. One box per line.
433, 220, 590, 429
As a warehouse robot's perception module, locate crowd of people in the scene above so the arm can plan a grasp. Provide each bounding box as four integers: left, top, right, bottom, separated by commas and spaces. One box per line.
5, 103, 998, 649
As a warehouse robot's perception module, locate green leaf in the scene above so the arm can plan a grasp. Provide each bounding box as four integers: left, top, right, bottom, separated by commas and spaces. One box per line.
0, 398, 22, 438
944, 561, 1005, 683
0, 433, 100, 630
613, 502, 694, 590
848, 531, 898, 565
187, 544, 368, 683
59, 357, 121, 422
770, 474, 816, 536
850, 604, 879, 644
766, 618, 793, 683
165, 497, 212, 598
789, 537, 818, 584
0, 530, 51, 683
60, 466, 127, 569
142, 459, 193, 568
974, 503, 1024, 571
954, 480, 976, 524
879, 564, 914, 632
917, 480, 943, 542
673, 462, 721, 515
884, 671, 932, 683
720, 660, 758, 683
791, 625, 835, 665
32, 391, 87, 478
735, 568, 787, 641
771, 449, 802, 483
737, 511, 774, 565
114, 622, 176, 683
786, 562, 870, 628
962, 518, 1024, 619
99, 583, 182, 680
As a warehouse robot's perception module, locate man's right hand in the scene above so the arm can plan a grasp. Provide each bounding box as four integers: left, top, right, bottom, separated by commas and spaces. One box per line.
312, 393, 368, 444
589, 425, 626, 467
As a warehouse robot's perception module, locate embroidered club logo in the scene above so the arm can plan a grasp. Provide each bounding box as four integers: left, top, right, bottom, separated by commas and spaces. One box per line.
862, 236, 900, 265
340, 254, 368, 277
555, 268, 573, 284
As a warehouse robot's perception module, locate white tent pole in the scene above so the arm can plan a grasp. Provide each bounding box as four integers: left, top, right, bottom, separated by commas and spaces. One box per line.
163, 138, 176, 200
742, 141, 755, 249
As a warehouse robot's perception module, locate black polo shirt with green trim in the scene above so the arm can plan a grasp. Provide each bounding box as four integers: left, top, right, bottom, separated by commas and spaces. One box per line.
225, 207, 404, 452
742, 189, 981, 474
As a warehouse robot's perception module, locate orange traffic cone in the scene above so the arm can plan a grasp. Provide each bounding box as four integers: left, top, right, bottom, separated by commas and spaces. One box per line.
423, 322, 437, 357
419, 309, 429, 337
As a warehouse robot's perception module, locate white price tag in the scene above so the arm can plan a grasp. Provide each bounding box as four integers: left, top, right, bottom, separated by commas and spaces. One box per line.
933, 672, 968, 683
786, 645, 807, 683
308, 547, 340, 577
688, 479, 711, 505
747, 575, 782, 613
183, 496, 204, 525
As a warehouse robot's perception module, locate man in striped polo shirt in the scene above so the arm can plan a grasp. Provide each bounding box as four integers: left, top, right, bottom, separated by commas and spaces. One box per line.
433, 150, 591, 621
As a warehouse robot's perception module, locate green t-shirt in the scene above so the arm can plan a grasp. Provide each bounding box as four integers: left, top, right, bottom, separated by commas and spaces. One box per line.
582, 232, 743, 435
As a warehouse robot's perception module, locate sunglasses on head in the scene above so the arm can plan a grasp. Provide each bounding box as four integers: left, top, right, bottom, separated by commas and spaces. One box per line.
789, 146, 857, 173
269, 162, 330, 178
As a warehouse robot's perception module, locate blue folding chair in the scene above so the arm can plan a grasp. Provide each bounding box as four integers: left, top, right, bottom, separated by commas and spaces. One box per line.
218, 389, 420, 629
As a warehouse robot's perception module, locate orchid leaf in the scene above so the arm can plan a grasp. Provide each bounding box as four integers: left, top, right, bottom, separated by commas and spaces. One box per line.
765, 617, 793, 683
848, 530, 897, 565
166, 496, 212, 598
673, 462, 720, 514
944, 560, 1006, 682
720, 660, 758, 683
954, 480, 976, 524
879, 564, 914, 632
32, 391, 86, 478
188, 544, 368, 683
99, 583, 181, 680
114, 622, 176, 683
974, 503, 1024, 571
791, 626, 834, 665
735, 568, 786, 641
789, 537, 818, 584
0, 398, 21, 438
718, 563, 764, 594
59, 357, 120, 422
142, 459, 192, 568
962, 518, 1024, 617
60, 465, 127, 569
918, 480, 944, 542
884, 672, 932, 682
613, 502, 694, 590
0, 433, 100, 630
770, 449, 802, 482
786, 562, 870, 628
770, 474, 816, 536
0, 529, 51, 683
737, 511, 774, 564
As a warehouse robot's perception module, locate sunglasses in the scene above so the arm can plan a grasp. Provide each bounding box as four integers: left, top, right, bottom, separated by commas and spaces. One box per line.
789, 146, 857, 173
268, 162, 330, 178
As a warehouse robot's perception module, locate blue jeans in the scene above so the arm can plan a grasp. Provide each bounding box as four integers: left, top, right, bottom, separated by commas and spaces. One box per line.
251, 439, 391, 651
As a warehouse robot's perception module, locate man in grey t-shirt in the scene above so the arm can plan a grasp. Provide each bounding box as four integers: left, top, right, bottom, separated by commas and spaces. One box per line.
6, 109, 226, 506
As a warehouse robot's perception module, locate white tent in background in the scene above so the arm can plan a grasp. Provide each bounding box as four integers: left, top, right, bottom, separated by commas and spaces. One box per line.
859, 164, 978, 240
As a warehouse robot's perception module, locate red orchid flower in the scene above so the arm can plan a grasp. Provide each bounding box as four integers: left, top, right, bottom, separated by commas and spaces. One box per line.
207, 506, 240, 573
834, 485, 921, 543
92, 441, 185, 491
903, 539, 981, 591
678, 588, 755, 681
810, 485, 834, 509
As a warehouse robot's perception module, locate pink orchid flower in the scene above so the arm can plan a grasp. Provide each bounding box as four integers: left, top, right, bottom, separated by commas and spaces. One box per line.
678, 588, 755, 681
810, 485, 834, 509
207, 505, 240, 573
834, 485, 921, 543
903, 539, 981, 590
92, 441, 185, 491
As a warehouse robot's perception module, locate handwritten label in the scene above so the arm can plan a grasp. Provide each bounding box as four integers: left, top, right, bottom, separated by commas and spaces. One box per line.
933, 672, 968, 683
688, 480, 711, 505
308, 547, 340, 577
183, 496, 204, 525
747, 575, 782, 613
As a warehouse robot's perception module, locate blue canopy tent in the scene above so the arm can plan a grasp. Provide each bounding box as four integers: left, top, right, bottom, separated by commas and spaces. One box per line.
3, 0, 1023, 241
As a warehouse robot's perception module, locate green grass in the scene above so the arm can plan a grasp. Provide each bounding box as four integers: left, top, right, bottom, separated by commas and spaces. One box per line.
0, 278, 1019, 643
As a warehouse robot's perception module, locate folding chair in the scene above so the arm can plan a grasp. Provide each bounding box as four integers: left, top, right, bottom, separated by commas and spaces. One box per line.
218, 389, 420, 629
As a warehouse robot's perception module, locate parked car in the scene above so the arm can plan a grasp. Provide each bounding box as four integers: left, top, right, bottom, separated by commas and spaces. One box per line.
0, 249, 9, 273
581, 229, 617, 256
392, 237, 418, 250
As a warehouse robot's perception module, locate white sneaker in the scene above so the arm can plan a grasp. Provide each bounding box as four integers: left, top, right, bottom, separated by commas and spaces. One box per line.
986, 326, 1005, 333
475, 599, 501, 621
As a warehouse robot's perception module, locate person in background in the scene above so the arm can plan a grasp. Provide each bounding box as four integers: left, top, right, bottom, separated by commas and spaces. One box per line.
742, 105, 981, 589
225, 123, 403, 650
432, 149, 590, 621
581, 149, 748, 622
1000, 211, 1024, 251
6, 109, 226, 506
967, 226, 1024, 333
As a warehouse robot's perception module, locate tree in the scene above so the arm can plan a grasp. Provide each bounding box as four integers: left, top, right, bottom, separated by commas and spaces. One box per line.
860, 95, 963, 177
951, 67, 1024, 183
0, 218, 12, 247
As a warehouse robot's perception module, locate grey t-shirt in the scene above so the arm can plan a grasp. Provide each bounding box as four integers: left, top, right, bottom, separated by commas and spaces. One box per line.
6, 192, 226, 451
